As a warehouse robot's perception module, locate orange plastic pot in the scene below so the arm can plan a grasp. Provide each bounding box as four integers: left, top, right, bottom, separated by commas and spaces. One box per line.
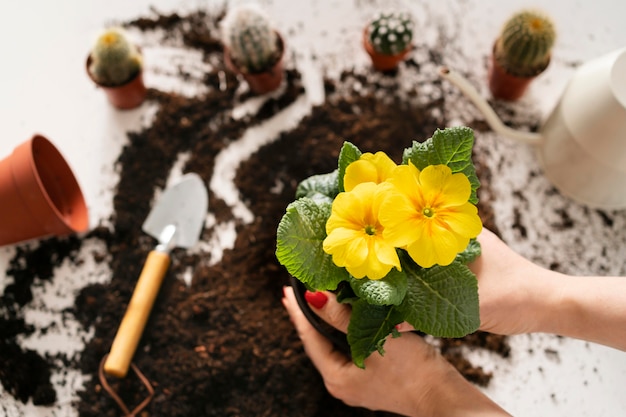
0, 135, 89, 246
224, 33, 285, 95
86, 55, 147, 110
362, 28, 411, 72
488, 42, 549, 101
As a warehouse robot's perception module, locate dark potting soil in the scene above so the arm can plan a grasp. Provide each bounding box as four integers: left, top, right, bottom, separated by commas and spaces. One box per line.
1, 8, 511, 416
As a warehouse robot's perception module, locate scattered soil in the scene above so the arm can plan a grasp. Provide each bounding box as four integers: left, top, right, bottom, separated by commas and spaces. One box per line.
1, 7, 511, 417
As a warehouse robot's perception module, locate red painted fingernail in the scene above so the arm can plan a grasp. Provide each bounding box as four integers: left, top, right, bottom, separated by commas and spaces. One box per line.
304, 290, 328, 309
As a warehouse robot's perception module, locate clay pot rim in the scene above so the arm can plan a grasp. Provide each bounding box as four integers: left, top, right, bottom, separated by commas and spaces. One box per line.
1, 134, 89, 246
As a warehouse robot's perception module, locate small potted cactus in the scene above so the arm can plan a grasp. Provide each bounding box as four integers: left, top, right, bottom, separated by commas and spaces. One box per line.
363, 10, 414, 72
86, 27, 147, 109
489, 10, 556, 100
220, 4, 285, 95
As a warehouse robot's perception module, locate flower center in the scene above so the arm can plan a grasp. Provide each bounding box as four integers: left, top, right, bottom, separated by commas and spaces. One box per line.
364, 224, 377, 235
422, 207, 435, 218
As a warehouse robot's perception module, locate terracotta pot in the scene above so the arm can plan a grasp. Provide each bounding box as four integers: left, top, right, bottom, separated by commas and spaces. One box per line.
86, 55, 147, 110
488, 42, 550, 101
0, 135, 89, 246
224, 33, 285, 95
362, 28, 411, 72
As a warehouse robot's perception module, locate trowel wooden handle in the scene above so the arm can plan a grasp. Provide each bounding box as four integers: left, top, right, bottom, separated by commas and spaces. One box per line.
103, 250, 171, 378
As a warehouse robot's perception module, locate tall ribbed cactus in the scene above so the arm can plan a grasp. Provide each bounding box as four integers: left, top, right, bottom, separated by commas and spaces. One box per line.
221, 4, 280, 74
367, 11, 413, 55
89, 27, 142, 86
495, 10, 556, 77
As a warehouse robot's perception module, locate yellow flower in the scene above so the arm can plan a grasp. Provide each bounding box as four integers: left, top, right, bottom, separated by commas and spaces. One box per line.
344, 151, 397, 191
323, 182, 401, 279
380, 164, 482, 268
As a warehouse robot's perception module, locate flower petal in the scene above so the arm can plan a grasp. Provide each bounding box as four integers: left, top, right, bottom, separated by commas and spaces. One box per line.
373, 236, 401, 270
344, 159, 378, 191
344, 152, 398, 191
323, 228, 365, 266
406, 221, 465, 267
438, 203, 483, 238
439, 172, 472, 207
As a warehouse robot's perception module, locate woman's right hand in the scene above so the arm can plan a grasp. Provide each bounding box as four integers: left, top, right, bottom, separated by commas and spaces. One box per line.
468, 228, 626, 351
468, 228, 552, 336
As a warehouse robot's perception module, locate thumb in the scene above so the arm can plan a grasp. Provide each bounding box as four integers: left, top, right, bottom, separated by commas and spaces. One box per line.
304, 290, 351, 334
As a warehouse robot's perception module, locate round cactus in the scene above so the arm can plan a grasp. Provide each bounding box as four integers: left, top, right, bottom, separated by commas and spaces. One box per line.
221, 4, 280, 74
495, 10, 556, 77
89, 27, 142, 86
367, 11, 413, 56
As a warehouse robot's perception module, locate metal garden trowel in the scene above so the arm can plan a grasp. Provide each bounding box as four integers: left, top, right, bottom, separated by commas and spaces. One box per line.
103, 172, 208, 379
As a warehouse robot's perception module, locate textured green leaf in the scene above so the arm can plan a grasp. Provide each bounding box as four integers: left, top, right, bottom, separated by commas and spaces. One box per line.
455, 239, 481, 265
350, 268, 408, 306
403, 126, 480, 204
275, 198, 348, 290
348, 300, 404, 368
397, 252, 479, 337
337, 142, 362, 193
296, 170, 339, 200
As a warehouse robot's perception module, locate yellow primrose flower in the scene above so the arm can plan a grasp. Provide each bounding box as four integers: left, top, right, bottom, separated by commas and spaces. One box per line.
344, 151, 397, 191
380, 164, 482, 268
323, 182, 401, 279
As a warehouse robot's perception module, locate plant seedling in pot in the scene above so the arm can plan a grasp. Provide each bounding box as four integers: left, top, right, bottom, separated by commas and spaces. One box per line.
489, 9, 556, 100
86, 27, 147, 109
276, 126, 483, 367
220, 4, 285, 95
363, 10, 414, 72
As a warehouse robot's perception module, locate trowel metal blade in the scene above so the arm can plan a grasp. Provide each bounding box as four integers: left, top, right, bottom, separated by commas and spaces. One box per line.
142, 173, 208, 249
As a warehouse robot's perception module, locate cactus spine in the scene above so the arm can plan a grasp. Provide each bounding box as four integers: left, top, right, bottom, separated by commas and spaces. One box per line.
221, 4, 280, 74
367, 11, 413, 55
89, 27, 142, 86
495, 10, 556, 77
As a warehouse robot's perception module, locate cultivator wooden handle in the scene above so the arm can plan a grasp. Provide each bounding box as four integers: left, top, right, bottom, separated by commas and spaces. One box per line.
103, 250, 171, 378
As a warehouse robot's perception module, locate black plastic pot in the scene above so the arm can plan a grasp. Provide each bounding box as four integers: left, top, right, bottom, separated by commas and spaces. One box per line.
289, 276, 351, 355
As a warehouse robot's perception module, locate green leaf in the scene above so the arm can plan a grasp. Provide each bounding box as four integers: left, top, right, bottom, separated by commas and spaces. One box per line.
275, 198, 348, 290
335, 283, 358, 304
337, 142, 362, 193
349, 268, 408, 306
348, 300, 404, 368
296, 170, 339, 200
397, 252, 479, 337
455, 239, 481, 265
403, 126, 480, 204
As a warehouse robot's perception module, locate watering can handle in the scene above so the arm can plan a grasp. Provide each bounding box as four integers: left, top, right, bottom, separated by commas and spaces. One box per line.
103, 250, 171, 378
438, 66, 542, 145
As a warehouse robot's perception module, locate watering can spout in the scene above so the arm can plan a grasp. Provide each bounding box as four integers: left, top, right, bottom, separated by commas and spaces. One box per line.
438, 66, 542, 145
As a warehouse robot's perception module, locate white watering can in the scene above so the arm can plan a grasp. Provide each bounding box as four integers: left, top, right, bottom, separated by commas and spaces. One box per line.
440, 47, 626, 210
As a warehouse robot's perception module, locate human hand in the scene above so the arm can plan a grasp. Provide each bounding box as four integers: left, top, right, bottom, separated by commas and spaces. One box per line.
403, 228, 553, 336
467, 228, 553, 335
282, 286, 510, 416
393, 228, 548, 337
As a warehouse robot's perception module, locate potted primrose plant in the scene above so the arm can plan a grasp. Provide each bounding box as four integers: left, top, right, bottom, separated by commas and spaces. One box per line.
276, 126, 483, 367
86, 27, 146, 110
489, 9, 556, 101
363, 10, 414, 72
220, 4, 285, 95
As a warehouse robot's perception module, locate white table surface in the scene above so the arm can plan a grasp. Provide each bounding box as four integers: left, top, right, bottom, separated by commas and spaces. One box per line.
1, 0, 626, 416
